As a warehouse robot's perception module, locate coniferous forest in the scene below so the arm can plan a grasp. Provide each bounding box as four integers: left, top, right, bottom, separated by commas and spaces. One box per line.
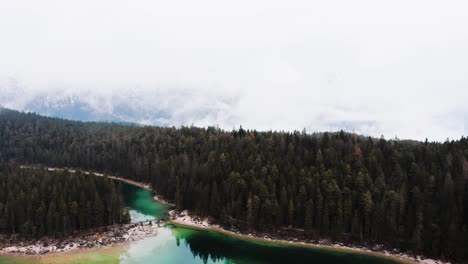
0, 108, 467, 260
0, 163, 130, 238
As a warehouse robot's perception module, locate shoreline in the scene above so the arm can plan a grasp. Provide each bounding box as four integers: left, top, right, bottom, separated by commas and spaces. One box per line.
12, 165, 451, 264
168, 210, 449, 264
2, 166, 163, 257
0, 223, 159, 257
20, 165, 176, 207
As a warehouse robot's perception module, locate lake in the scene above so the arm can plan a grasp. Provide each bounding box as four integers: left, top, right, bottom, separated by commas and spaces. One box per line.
0, 181, 399, 264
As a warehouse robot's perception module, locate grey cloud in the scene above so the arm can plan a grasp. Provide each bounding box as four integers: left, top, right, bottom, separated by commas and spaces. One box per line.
0, 0, 467, 141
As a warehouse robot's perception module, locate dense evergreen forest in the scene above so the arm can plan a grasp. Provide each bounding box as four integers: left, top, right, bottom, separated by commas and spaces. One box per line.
0, 108, 467, 260
0, 163, 130, 238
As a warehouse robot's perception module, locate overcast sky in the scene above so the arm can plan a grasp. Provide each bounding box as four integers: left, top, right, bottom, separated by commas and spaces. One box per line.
1, 0, 467, 141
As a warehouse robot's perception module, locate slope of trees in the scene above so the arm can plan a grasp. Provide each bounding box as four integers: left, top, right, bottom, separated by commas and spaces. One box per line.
0, 163, 130, 238
0, 108, 467, 260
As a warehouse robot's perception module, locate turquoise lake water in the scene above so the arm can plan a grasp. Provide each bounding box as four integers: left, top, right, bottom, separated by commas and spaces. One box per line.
0, 181, 399, 264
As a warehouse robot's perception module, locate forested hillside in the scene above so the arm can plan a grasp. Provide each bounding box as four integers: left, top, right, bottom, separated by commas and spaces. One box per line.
0, 108, 467, 260
0, 163, 130, 237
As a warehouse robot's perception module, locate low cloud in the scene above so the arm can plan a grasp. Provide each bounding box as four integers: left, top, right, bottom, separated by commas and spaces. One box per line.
0, 0, 467, 141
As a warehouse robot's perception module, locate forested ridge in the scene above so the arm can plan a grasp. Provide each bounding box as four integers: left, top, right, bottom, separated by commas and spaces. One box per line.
0, 163, 130, 238
0, 108, 467, 260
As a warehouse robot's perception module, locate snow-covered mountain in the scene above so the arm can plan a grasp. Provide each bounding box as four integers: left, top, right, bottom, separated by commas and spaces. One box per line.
22, 94, 168, 124
0, 85, 237, 127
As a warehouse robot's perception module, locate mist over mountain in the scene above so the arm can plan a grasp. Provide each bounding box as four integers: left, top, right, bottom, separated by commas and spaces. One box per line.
0, 83, 467, 142
0, 85, 237, 127
23, 94, 167, 124
1, 1, 467, 141
1, 1, 468, 263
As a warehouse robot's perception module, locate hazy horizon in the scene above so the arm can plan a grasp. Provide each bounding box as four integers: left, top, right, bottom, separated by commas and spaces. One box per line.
1, 0, 467, 141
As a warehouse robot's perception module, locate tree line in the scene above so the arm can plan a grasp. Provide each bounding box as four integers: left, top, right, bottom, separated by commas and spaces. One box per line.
0, 163, 130, 238
0, 108, 467, 260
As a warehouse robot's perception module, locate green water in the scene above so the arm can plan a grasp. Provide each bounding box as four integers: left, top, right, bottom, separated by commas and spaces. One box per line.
0, 181, 399, 264
117, 182, 169, 222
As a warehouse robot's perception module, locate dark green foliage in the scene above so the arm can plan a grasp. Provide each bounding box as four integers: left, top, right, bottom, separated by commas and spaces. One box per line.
0, 163, 129, 238
0, 108, 467, 260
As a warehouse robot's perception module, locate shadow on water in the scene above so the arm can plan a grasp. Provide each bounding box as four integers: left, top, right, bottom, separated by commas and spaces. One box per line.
169, 226, 398, 264
119, 181, 399, 263
117, 181, 169, 221
0, 181, 400, 264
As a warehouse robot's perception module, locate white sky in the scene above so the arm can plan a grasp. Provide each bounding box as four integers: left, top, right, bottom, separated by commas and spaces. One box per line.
1, 0, 467, 141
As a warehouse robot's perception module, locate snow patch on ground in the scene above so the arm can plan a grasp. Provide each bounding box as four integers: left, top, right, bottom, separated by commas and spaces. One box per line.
0, 223, 159, 256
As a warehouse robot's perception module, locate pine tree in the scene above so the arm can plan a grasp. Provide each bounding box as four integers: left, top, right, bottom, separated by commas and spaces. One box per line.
1, 109, 468, 260
46, 202, 56, 236
304, 199, 313, 234
210, 183, 221, 217
288, 199, 295, 227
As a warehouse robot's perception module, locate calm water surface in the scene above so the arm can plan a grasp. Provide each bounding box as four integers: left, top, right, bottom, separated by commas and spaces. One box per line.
0, 181, 399, 264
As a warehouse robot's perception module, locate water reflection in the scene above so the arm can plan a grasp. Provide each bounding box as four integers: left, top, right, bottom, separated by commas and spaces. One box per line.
118, 227, 224, 264
117, 181, 398, 264
0, 181, 399, 264
168, 226, 396, 264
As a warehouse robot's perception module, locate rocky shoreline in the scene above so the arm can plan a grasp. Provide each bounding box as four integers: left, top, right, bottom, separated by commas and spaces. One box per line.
169, 210, 450, 264
0, 222, 158, 256
10, 166, 452, 263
